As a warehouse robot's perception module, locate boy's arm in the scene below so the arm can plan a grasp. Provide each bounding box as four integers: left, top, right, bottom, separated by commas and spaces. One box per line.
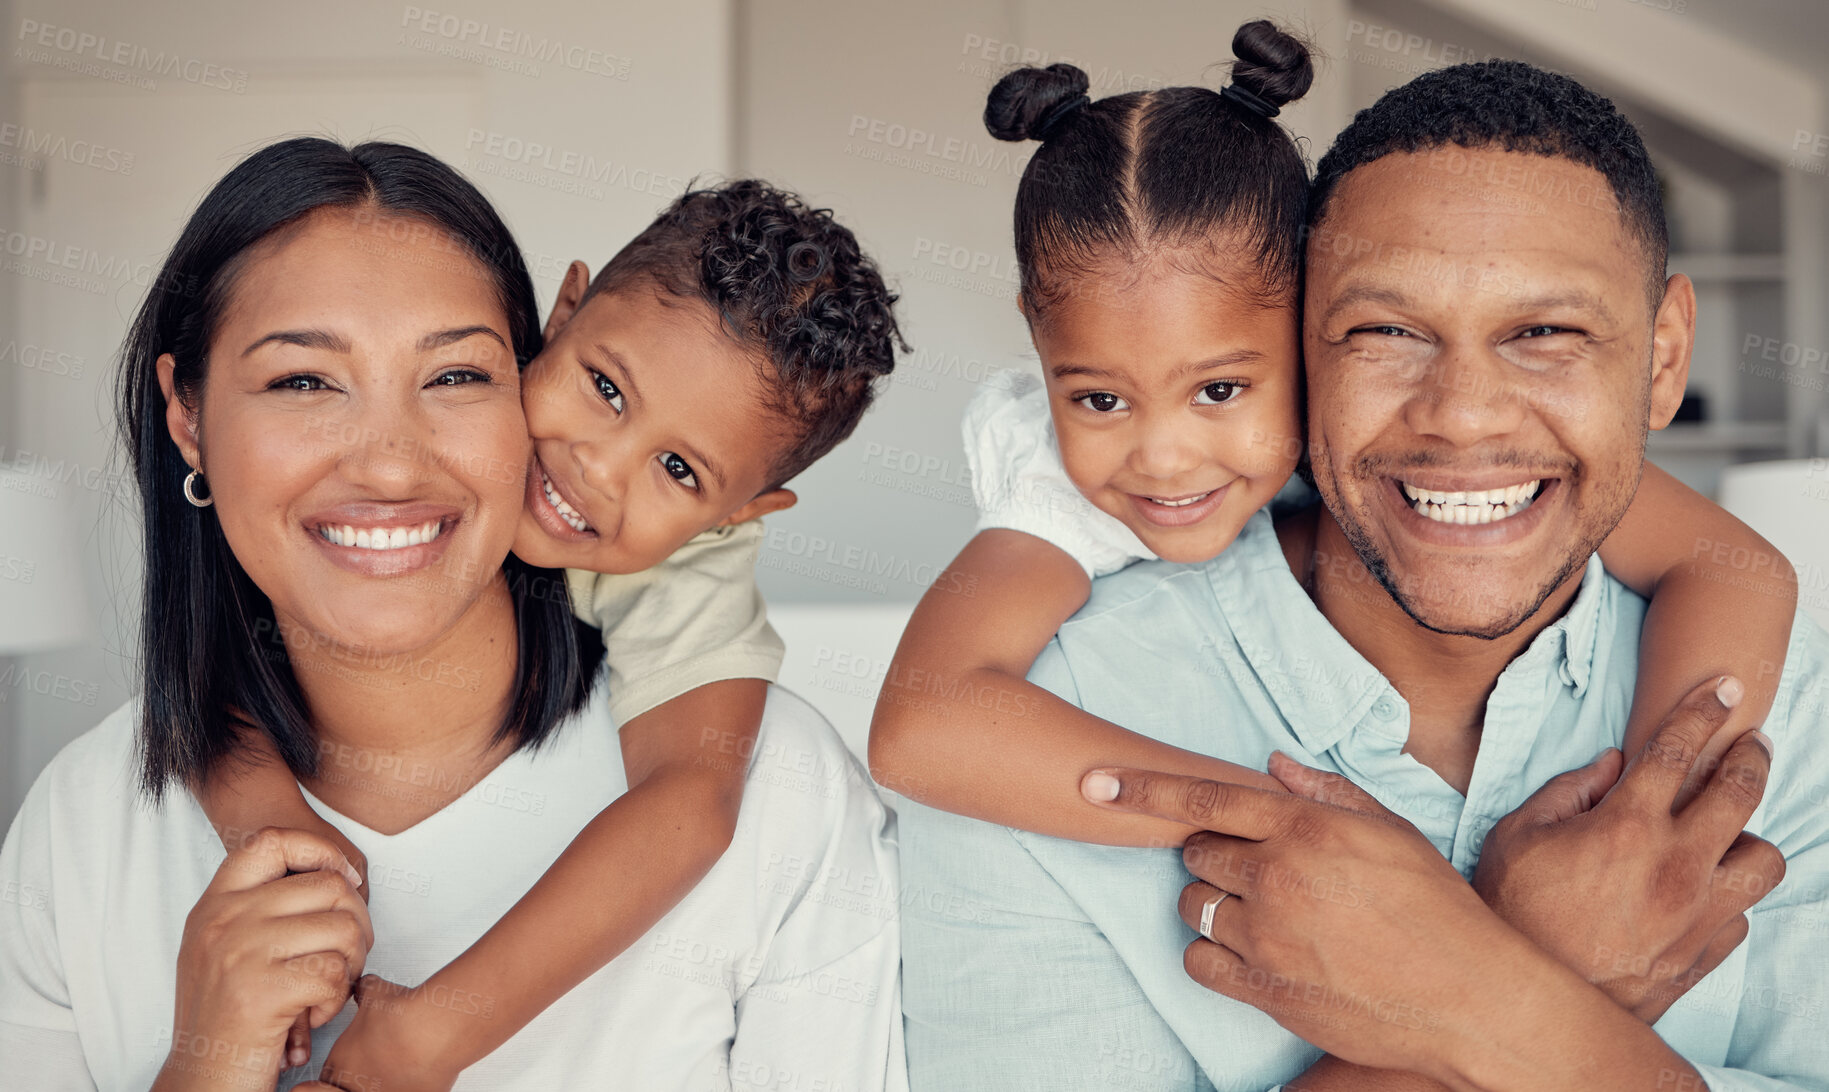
191, 725, 370, 888
325, 679, 764, 1087
1600, 464, 1797, 767
868, 529, 1281, 850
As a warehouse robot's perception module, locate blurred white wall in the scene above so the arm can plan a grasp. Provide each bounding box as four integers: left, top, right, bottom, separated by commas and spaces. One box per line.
0, 0, 733, 823
2, 0, 1825, 825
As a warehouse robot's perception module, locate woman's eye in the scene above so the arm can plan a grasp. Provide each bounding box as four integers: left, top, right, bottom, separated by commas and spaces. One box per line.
1075, 391, 1128, 413
429, 368, 490, 387
269, 374, 330, 392
1356, 325, 1411, 338
1193, 382, 1242, 405
590, 369, 625, 413
660, 453, 698, 490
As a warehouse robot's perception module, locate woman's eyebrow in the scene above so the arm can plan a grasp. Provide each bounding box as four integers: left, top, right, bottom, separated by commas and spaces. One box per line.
241, 326, 508, 357
242, 328, 351, 356
418, 325, 509, 352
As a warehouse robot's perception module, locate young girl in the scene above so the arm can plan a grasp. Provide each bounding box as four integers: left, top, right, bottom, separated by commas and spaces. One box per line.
868, 22, 1797, 846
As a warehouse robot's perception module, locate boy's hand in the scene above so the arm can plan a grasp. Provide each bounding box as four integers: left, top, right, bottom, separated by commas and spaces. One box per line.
320, 975, 463, 1092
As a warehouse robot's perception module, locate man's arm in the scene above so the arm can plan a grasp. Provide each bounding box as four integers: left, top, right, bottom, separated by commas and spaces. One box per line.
1085, 675, 1787, 1091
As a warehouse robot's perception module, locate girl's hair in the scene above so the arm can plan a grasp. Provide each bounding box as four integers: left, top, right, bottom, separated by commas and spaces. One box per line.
116, 137, 602, 800
985, 19, 1314, 318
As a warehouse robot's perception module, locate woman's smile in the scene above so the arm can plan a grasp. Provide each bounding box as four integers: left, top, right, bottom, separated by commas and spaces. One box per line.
305, 500, 463, 577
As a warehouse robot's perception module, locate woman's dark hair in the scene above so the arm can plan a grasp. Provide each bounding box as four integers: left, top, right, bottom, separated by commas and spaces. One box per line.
985, 19, 1314, 318
117, 137, 602, 800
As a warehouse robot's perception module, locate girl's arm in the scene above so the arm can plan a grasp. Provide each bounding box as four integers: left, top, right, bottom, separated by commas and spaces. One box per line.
868, 529, 1282, 850
321, 678, 763, 1088
1600, 463, 1797, 770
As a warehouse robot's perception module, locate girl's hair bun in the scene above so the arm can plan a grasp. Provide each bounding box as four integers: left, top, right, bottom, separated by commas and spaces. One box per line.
1228, 19, 1314, 110
985, 63, 1093, 142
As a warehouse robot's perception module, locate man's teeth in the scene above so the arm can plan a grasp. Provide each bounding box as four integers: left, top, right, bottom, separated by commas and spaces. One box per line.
319, 520, 444, 550
1147, 491, 1213, 508
542, 469, 593, 533
1399, 480, 1542, 525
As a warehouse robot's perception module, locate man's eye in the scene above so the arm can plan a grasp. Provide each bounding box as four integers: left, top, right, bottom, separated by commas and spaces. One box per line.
1518, 325, 1572, 339
1193, 382, 1242, 405
590, 369, 625, 413
429, 368, 489, 387
1355, 325, 1410, 338
269, 374, 330, 392
1075, 391, 1128, 413
660, 453, 698, 490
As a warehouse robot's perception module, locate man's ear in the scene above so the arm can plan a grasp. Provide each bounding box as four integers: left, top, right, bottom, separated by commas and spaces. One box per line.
542, 260, 593, 344
719, 488, 797, 527
1646, 273, 1695, 431
156, 352, 203, 471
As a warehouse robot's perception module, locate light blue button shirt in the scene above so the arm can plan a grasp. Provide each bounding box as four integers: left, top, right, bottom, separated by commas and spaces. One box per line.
899, 509, 1829, 1091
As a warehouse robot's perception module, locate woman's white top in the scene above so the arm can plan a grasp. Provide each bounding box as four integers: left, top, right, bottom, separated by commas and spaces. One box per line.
0, 683, 906, 1091
963, 371, 1155, 579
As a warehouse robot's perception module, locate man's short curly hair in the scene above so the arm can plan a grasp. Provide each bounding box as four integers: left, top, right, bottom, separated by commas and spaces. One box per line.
586, 180, 905, 490
1308, 61, 1668, 306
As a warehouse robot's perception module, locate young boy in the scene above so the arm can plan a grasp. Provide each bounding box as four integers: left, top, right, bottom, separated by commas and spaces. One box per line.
195, 180, 904, 1087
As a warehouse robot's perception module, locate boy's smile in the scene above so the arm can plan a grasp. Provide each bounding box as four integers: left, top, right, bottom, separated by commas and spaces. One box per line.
512, 266, 797, 575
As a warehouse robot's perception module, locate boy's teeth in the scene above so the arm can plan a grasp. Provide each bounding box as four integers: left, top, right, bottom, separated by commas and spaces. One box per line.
320, 520, 444, 550
541, 468, 593, 533
1398, 479, 1542, 526
1149, 491, 1212, 508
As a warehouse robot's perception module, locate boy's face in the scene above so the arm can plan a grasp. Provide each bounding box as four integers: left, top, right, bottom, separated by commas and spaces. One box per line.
514, 270, 796, 574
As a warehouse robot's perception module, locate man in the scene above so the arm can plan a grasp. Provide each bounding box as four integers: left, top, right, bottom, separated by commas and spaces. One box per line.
897, 61, 1829, 1090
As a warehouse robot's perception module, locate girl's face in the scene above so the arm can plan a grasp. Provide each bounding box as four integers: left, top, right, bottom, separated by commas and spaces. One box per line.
1031, 251, 1302, 563
161, 206, 531, 657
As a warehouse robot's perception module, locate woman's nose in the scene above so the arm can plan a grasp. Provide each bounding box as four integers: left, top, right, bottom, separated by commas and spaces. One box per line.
335, 402, 437, 495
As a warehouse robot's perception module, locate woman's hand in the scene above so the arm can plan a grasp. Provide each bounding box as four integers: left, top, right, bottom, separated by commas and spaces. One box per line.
155, 828, 372, 1092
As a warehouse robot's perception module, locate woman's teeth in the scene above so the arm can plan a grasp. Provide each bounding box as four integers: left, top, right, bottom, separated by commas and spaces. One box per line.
319, 520, 444, 550
1146, 491, 1213, 508
1400, 480, 1542, 525
542, 468, 593, 533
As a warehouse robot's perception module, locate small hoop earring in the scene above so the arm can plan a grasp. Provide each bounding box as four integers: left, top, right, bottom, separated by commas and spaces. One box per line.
183, 469, 213, 508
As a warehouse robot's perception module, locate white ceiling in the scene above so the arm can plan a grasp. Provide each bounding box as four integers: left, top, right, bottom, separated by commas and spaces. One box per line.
1682, 0, 1828, 79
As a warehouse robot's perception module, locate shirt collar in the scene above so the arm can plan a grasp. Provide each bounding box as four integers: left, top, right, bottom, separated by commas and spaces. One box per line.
1203, 510, 1609, 753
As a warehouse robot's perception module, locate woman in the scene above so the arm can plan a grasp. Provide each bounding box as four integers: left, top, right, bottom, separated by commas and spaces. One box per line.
0, 138, 903, 1091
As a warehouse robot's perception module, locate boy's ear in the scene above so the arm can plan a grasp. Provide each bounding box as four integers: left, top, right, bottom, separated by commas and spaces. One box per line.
156, 352, 203, 471
542, 260, 594, 343
719, 488, 797, 527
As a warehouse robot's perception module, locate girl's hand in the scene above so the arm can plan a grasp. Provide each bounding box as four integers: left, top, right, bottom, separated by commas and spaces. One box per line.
320, 976, 463, 1092
157, 828, 371, 1091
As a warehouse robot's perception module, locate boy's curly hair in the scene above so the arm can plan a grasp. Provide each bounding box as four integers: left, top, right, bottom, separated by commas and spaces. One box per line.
587, 180, 905, 489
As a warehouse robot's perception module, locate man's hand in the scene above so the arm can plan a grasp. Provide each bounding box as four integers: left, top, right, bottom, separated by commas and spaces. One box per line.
1082, 758, 1529, 1084
1473, 674, 1785, 1023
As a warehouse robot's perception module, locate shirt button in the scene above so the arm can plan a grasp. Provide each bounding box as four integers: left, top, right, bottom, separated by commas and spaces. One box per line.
1372, 698, 1397, 720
